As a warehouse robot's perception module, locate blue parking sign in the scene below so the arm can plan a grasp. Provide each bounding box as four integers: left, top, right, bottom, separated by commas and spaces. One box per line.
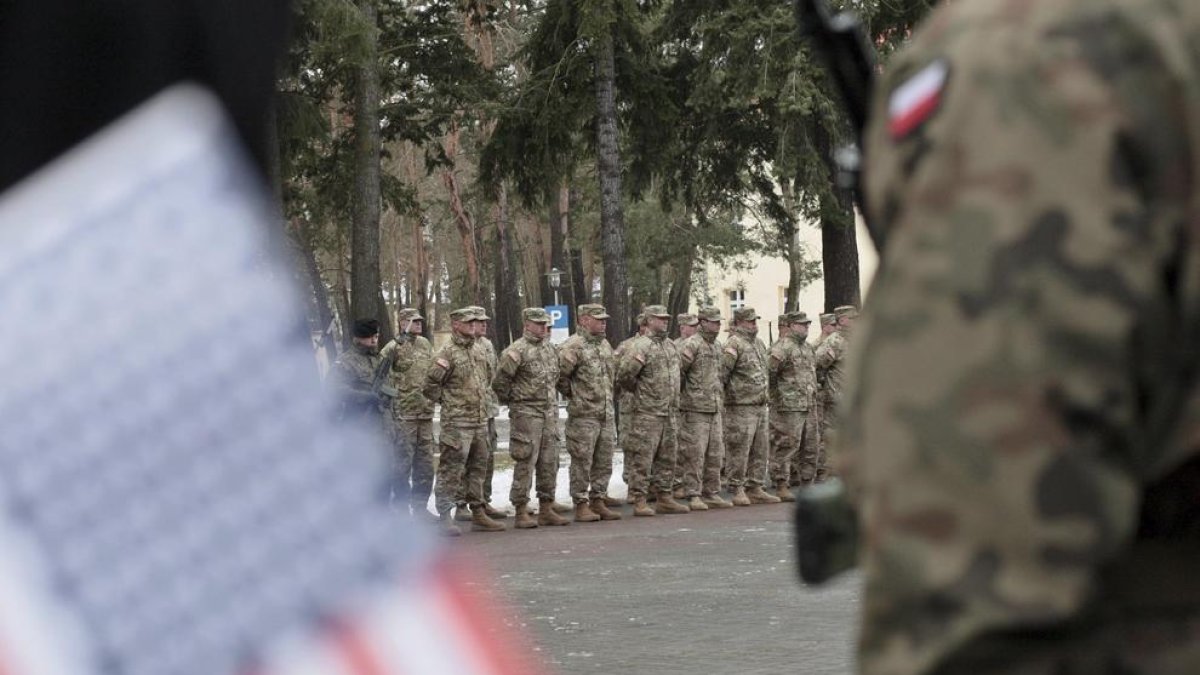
546, 304, 569, 344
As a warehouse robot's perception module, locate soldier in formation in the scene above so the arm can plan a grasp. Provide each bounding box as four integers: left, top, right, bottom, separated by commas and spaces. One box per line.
814, 304, 855, 472
676, 307, 731, 509
379, 309, 435, 519
720, 308, 780, 506
767, 311, 819, 499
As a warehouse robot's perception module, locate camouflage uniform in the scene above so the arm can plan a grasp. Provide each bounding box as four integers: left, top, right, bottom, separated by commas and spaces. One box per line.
616, 306, 681, 500
493, 309, 560, 509
676, 307, 725, 499
424, 312, 490, 516
843, 1, 1200, 672
806, 312, 837, 483
720, 308, 771, 491
614, 328, 643, 490
814, 305, 853, 480
558, 306, 617, 504
380, 308, 435, 512
328, 341, 397, 449
768, 312, 819, 486
471, 310, 501, 507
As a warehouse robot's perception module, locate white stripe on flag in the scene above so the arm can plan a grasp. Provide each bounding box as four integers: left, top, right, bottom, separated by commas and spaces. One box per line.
888, 60, 949, 119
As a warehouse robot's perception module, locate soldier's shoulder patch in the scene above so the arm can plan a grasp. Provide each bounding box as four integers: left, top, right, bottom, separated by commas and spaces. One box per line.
435, 357, 450, 369
506, 350, 522, 363
560, 350, 577, 364
724, 346, 738, 357
888, 58, 949, 141
681, 347, 694, 361
633, 353, 646, 364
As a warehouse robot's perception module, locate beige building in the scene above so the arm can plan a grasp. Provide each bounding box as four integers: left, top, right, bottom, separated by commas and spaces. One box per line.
692, 217, 878, 343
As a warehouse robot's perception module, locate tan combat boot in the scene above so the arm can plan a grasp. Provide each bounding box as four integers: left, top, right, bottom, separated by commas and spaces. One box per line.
513, 504, 538, 529
484, 502, 508, 519
439, 511, 462, 537
745, 485, 782, 504
632, 495, 655, 517
686, 495, 709, 511
590, 497, 622, 520
731, 487, 751, 506
471, 506, 507, 532
672, 487, 686, 500
574, 501, 601, 522
550, 501, 573, 515
538, 500, 570, 526
702, 492, 733, 509
655, 491, 690, 515
603, 495, 625, 508
454, 504, 472, 522
775, 482, 796, 503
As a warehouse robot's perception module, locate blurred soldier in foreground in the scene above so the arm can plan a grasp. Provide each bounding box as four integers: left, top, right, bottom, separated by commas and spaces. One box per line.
493, 308, 568, 528
721, 308, 780, 506
424, 307, 504, 535
329, 318, 395, 432
558, 304, 622, 522
380, 309, 436, 518
677, 307, 731, 510
840, 1, 1200, 673
617, 305, 688, 516
768, 312, 817, 501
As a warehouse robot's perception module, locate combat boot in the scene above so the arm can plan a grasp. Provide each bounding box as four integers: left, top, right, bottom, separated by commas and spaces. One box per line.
513, 504, 538, 529
471, 506, 507, 532
590, 497, 622, 520
603, 495, 624, 508
672, 487, 686, 500
655, 491, 690, 515
702, 492, 733, 509
775, 482, 796, 503
574, 501, 601, 523
731, 487, 751, 506
686, 496, 709, 512
439, 511, 461, 537
626, 495, 638, 505
454, 504, 472, 522
538, 500, 570, 526
745, 486, 781, 504
632, 495, 655, 517
548, 501, 573, 515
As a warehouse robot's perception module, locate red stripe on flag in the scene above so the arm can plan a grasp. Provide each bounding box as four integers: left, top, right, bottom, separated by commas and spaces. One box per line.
889, 90, 942, 140
333, 620, 395, 675
435, 556, 541, 675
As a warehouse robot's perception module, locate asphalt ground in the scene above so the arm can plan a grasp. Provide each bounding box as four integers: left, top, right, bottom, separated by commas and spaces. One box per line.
449, 498, 862, 675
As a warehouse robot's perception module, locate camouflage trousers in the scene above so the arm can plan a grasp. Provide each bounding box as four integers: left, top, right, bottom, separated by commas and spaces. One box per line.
623, 412, 677, 498
566, 415, 616, 504
676, 410, 724, 497
434, 423, 490, 514
457, 417, 498, 507
769, 410, 820, 485
723, 405, 769, 489
817, 396, 836, 481
393, 417, 435, 510
508, 413, 560, 506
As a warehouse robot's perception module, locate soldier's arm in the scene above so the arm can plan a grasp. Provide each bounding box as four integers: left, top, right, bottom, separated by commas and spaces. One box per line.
556, 342, 579, 398
678, 339, 696, 378
328, 358, 377, 407
422, 354, 452, 403
766, 344, 786, 389
491, 348, 520, 403
614, 344, 646, 392
719, 340, 738, 388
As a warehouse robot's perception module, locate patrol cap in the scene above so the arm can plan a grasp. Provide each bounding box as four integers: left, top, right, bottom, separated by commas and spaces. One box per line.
834, 305, 859, 319
578, 303, 610, 319
469, 305, 491, 321
397, 308, 424, 322
352, 317, 380, 337
523, 307, 552, 324
777, 314, 791, 326
697, 307, 723, 322
642, 305, 671, 319
449, 307, 478, 322
788, 311, 812, 324
733, 307, 761, 322
677, 313, 699, 326
820, 313, 837, 326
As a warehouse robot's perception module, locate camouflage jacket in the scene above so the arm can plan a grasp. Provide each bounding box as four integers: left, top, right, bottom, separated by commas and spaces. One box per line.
493, 332, 558, 418
814, 329, 849, 404
473, 336, 500, 418
678, 332, 722, 413
423, 333, 488, 426
328, 343, 386, 419
615, 333, 680, 417
844, 1, 1200, 673
720, 328, 768, 406
768, 334, 816, 412
557, 330, 615, 420
381, 333, 434, 419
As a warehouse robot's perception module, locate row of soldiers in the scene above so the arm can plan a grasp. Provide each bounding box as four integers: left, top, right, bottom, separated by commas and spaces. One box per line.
330, 302, 856, 536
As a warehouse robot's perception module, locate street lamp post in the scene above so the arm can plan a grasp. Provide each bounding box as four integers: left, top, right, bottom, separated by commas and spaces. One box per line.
547, 267, 562, 306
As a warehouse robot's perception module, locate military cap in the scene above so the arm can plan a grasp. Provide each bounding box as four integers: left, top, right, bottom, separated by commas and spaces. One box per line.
578, 303, 610, 319
834, 305, 859, 319
523, 307, 552, 324
696, 306, 723, 322
642, 304, 671, 318
352, 317, 380, 338
677, 313, 699, 326
777, 313, 791, 326
820, 313, 837, 326
788, 311, 813, 324
396, 307, 424, 322
449, 307, 478, 322
469, 305, 491, 321
733, 307, 761, 322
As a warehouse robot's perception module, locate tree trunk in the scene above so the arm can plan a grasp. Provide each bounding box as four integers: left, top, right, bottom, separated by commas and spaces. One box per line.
350, 0, 392, 342
594, 29, 631, 342
442, 123, 483, 305
665, 251, 695, 336
815, 123, 861, 311
412, 214, 432, 339
493, 185, 522, 349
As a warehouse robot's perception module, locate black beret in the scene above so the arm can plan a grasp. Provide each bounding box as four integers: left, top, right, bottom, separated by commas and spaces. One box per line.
352, 318, 380, 338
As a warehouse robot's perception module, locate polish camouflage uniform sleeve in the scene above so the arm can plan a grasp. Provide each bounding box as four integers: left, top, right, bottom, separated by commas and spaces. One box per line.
844, 1, 1200, 673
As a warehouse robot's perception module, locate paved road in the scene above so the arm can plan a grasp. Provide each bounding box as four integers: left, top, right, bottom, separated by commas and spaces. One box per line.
452, 500, 861, 675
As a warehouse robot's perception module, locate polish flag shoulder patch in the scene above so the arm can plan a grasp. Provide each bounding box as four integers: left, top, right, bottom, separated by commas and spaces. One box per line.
888, 59, 950, 141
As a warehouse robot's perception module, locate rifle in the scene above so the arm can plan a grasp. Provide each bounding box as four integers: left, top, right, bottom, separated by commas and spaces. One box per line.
371, 347, 399, 401
795, 0, 886, 252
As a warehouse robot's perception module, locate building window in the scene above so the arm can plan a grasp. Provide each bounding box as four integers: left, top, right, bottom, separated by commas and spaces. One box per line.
729, 288, 746, 312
